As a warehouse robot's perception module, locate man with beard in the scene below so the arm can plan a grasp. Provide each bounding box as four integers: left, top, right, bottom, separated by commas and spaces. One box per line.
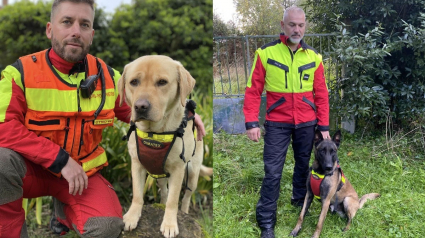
0, 0, 205, 237
243, 6, 330, 238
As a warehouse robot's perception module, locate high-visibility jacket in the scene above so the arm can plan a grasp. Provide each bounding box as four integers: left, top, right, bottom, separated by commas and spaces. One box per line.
0, 49, 131, 176
243, 34, 329, 131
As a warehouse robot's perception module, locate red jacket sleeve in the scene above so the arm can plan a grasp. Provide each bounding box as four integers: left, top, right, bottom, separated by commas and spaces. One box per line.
243, 53, 266, 129
114, 95, 131, 123
0, 67, 68, 172
313, 62, 329, 131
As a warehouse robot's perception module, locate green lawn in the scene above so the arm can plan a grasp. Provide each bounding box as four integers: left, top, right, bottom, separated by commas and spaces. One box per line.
213, 131, 425, 238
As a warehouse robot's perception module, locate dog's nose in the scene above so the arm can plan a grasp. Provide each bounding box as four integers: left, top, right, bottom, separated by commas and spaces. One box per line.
325, 166, 333, 171
134, 99, 150, 113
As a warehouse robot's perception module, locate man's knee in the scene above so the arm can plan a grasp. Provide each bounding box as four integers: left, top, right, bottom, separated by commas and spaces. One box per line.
0, 148, 27, 204
75, 217, 124, 238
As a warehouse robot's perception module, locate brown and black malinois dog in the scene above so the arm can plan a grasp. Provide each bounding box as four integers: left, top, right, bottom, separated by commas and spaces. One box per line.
290, 130, 380, 238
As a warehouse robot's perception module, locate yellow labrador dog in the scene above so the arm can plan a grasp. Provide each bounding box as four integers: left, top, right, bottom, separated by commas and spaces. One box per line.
118, 55, 212, 237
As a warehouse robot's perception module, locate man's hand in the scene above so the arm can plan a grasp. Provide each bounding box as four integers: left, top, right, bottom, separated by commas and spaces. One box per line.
246, 127, 261, 142
61, 157, 88, 196
194, 113, 206, 141
321, 130, 331, 139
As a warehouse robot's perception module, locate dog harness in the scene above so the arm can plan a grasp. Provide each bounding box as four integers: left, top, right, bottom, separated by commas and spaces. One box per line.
124, 100, 197, 179
310, 165, 346, 200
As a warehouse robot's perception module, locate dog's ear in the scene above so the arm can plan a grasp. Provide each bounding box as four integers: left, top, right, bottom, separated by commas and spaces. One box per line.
332, 130, 342, 148
177, 61, 196, 107
314, 129, 324, 146
118, 65, 128, 106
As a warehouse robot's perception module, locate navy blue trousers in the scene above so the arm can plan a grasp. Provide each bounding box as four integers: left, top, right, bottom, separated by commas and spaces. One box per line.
256, 124, 315, 230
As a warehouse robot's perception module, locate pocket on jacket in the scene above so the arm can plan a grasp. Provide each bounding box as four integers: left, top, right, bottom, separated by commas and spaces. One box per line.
302, 96, 316, 112
267, 96, 286, 115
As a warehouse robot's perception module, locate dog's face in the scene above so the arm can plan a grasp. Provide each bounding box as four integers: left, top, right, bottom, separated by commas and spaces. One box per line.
314, 130, 341, 174
118, 55, 195, 122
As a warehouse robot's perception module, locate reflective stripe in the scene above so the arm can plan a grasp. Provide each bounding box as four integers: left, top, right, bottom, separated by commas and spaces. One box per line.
0, 77, 12, 122
82, 151, 107, 172
298, 62, 316, 73
136, 128, 175, 143
26, 88, 115, 112
94, 119, 114, 125
267, 58, 289, 71
311, 169, 325, 179
247, 52, 260, 88
147, 171, 169, 179
80, 89, 115, 111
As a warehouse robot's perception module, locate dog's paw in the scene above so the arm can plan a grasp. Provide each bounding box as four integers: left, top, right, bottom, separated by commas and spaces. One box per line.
290, 229, 299, 237
160, 221, 179, 238
123, 207, 142, 231
290, 226, 301, 237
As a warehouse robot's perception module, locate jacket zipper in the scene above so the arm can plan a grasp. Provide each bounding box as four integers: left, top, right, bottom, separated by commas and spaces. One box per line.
285, 72, 288, 89
78, 119, 85, 155
63, 118, 70, 150
77, 87, 82, 112
299, 73, 303, 89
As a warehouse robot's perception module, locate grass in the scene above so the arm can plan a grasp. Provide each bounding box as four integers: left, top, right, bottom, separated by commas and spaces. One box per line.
213, 130, 425, 238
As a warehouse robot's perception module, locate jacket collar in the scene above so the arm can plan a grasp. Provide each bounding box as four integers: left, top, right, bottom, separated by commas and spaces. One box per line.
279, 33, 307, 50
48, 48, 85, 75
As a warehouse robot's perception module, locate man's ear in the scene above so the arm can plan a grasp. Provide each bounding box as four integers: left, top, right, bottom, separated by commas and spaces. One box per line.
332, 130, 342, 148
46, 22, 52, 39
91, 29, 95, 45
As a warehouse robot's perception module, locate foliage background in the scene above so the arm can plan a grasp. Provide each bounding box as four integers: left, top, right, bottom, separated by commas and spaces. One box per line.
0, 0, 212, 95
301, 0, 425, 129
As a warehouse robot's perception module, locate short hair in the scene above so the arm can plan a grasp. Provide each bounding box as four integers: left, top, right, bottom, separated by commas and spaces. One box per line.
283, 6, 305, 21
50, 0, 95, 22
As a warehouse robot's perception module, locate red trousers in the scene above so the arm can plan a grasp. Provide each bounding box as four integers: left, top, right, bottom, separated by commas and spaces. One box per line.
0, 157, 123, 237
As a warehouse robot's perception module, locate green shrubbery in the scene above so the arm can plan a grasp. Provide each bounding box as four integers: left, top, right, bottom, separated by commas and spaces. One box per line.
302, 0, 425, 129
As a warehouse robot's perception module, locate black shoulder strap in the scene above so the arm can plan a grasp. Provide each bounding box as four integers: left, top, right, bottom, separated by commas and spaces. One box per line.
11, 59, 25, 94
106, 65, 116, 88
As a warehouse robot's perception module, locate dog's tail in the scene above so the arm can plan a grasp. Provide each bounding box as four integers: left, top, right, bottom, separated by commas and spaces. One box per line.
200, 165, 213, 177
359, 193, 380, 209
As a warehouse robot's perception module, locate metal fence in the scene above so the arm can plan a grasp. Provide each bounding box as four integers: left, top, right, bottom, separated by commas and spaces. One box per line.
213, 34, 339, 98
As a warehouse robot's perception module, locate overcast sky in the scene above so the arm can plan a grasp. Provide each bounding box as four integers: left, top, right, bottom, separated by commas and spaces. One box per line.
5, 0, 132, 13
213, 0, 237, 23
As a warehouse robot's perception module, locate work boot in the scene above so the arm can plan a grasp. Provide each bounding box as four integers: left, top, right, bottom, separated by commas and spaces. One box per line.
260, 228, 275, 238
49, 214, 69, 235
291, 198, 304, 207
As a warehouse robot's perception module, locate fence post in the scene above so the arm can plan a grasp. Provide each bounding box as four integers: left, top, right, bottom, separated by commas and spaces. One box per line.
241, 36, 248, 85
245, 35, 251, 76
